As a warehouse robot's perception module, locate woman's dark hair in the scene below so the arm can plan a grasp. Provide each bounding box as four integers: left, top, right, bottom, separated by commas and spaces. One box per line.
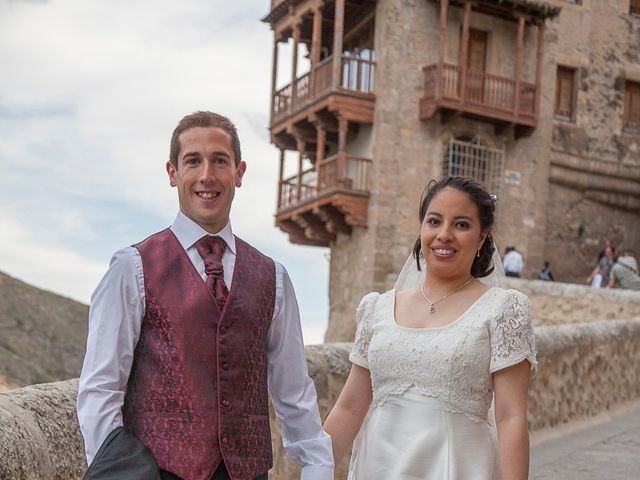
412, 176, 496, 278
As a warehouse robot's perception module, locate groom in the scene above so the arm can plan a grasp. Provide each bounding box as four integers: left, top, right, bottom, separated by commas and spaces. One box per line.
77, 111, 334, 480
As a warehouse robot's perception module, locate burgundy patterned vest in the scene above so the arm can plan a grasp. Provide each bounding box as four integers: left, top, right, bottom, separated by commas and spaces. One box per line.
123, 229, 276, 480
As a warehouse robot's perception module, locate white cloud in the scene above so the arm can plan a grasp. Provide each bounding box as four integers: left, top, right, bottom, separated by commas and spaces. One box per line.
0, 211, 107, 303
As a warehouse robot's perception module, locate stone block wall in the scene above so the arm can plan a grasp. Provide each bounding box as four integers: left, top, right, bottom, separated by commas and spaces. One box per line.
0, 380, 85, 480
2, 319, 640, 480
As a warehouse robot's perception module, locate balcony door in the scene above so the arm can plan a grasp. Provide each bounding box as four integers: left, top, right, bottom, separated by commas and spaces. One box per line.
465, 29, 487, 103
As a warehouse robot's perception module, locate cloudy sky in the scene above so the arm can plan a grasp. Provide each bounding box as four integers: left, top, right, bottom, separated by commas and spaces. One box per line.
0, 0, 330, 344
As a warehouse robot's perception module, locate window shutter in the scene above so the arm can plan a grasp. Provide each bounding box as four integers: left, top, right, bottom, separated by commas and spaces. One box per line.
624, 81, 640, 128
555, 67, 575, 119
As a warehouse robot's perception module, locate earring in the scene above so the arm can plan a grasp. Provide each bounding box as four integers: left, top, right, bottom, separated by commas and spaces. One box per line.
476, 250, 480, 258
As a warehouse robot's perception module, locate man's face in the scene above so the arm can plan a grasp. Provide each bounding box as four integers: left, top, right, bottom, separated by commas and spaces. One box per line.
166, 126, 246, 233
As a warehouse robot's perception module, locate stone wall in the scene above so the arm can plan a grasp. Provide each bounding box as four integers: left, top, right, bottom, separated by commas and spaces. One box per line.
512, 278, 640, 324
543, 0, 640, 282
2, 319, 640, 480
0, 380, 85, 480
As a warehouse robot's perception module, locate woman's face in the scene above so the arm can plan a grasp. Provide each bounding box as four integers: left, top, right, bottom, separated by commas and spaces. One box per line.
420, 187, 487, 280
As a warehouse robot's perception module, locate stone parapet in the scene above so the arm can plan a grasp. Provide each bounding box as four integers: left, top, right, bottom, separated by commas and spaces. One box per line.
2, 321, 639, 479
0, 379, 85, 480
508, 278, 640, 305
509, 279, 640, 325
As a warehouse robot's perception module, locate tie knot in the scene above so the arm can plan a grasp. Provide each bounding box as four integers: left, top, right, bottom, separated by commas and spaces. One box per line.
195, 235, 226, 261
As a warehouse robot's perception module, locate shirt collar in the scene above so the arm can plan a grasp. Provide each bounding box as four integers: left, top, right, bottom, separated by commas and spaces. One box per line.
170, 211, 236, 255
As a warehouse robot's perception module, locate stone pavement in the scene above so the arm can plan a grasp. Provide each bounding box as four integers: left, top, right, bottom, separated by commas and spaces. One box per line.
531, 405, 640, 480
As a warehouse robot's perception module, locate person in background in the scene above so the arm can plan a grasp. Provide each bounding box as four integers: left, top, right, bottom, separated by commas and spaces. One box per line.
538, 261, 554, 281
587, 245, 615, 288
503, 246, 524, 278
609, 249, 640, 291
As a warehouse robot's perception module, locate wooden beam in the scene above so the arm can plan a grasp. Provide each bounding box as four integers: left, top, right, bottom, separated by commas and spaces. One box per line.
270, 34, 279, 124
291, 23, 300, 101
313, 205, 351, 234
287, 124, 317, 144
332, 0, 345, 89
277, 149, 285, 210
296, 138, 305, 203
534, 21, 545, 116
337, 116, 348, 184
343, 10, 375, 46
311, 7, 323, 65
459, 1, 471, 104
309, 111, 339, 132
276, 219, 329, 247
513, 14, 525, 119
436, 0, 449, 100
315, 125, 326, 187
293, 211, 336, 244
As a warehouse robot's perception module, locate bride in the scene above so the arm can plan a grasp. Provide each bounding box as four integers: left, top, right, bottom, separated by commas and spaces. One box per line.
324, 176, 537, 479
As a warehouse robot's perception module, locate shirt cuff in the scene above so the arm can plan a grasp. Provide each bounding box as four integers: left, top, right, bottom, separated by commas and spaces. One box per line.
300, 465, 335, 480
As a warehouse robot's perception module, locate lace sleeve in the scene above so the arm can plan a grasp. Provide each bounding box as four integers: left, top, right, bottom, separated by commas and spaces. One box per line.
349, 292, 380, 369
490, 290, 537, 376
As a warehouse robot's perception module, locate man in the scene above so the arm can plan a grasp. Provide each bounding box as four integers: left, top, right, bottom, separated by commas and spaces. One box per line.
503, 246, 524, 278
608, 249, 640, 290
538, 261, 554, 281
78, 112, 334, 480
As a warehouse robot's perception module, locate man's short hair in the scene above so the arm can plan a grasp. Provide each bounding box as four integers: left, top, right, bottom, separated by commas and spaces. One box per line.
169, 111, 242, 168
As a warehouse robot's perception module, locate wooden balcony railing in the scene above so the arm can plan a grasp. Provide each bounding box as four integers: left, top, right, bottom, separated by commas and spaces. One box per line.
271, 54, 376, 123
278, 154, 372, 210
421, 63, 538, 125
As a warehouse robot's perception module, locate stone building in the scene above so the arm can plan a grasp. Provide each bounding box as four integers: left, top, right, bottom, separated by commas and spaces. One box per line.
262, 0, 640, 341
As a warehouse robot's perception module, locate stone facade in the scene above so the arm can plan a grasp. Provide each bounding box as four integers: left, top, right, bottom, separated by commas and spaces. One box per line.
309, 0, 640, 342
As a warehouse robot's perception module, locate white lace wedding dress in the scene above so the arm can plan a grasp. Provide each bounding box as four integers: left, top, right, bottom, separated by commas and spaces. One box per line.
348, 287, 537, 480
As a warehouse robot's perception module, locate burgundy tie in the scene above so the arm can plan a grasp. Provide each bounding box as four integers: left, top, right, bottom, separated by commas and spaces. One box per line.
195, 236, 229, 311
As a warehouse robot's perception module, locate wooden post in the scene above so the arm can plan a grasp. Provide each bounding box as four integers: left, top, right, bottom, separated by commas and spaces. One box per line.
316, 125, 326, 191
270, 34, 279, 122
296, 139, 305, 202
277, 148, 285, 210
459, 0, 471, 103
337, 117, 348, 186
291, 23, 300, 106
514, 15, 525, 117
311, 7, 323, 65
436, 0, 449, 100
332, 0, 345, 89
311, 7, 324, 95
534, 21, 545, 115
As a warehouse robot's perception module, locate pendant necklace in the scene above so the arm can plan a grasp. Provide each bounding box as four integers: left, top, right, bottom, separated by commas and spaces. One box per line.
420, 277, 474, 314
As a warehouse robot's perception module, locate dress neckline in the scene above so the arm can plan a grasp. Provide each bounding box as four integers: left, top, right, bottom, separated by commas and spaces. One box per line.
391, 287, 497, 331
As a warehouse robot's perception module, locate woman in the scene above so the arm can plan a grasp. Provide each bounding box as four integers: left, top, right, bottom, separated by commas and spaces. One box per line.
587, 245, 615, 288
324, 176, 537, 479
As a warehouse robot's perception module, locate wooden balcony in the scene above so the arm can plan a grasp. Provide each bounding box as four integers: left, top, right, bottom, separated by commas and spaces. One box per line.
420, 63, 538, 133
276, 154, 371, 246
271, 54, 375, 129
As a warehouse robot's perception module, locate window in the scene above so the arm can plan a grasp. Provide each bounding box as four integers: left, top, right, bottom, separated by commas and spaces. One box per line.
443, 137, 504, 199
631, 0, 640, 15
555, 66, 576, 120
624, 80, 640, 130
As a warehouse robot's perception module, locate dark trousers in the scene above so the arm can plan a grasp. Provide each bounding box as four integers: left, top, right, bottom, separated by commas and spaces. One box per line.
160, 462, 267, 480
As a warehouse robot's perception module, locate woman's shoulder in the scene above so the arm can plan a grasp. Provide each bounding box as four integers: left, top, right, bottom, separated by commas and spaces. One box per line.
487, 287, 531, 309
358, 289, 395, 309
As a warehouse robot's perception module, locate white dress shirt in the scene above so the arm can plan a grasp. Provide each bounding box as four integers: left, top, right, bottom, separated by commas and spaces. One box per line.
503, 250, 524, 275
77, 212, 334, 480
